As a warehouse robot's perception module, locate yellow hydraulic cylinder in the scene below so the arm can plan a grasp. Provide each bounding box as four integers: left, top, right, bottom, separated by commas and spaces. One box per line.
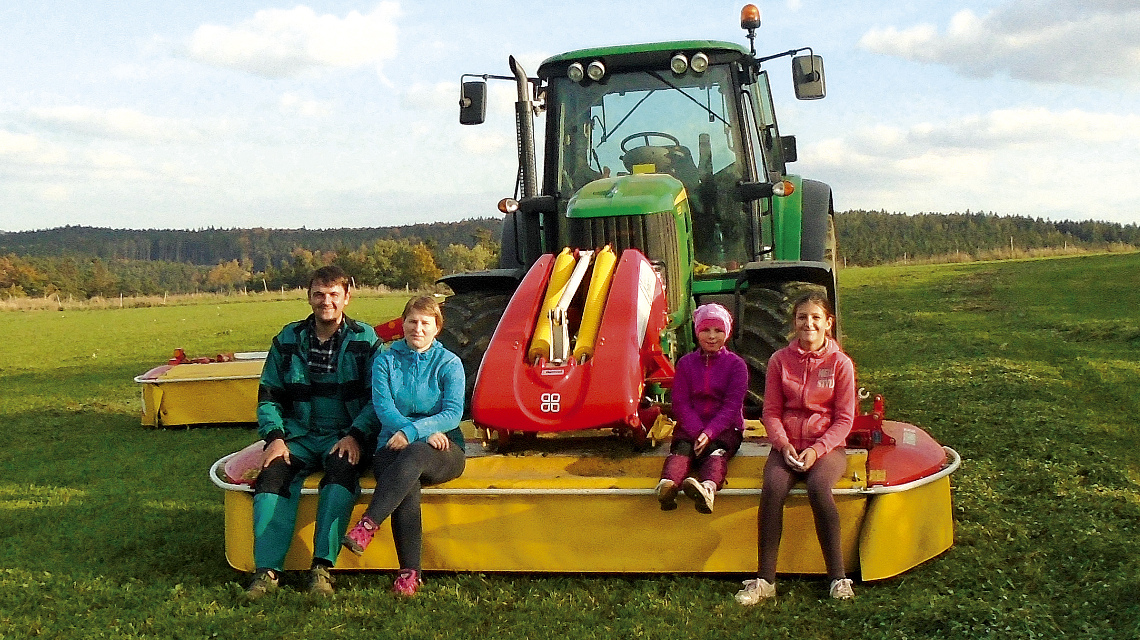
572, 245, 617, 362
528, 248, 577, 362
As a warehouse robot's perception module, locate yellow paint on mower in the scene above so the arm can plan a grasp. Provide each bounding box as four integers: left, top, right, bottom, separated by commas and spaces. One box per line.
527, 248, 576, 362
572, 245, 617, 362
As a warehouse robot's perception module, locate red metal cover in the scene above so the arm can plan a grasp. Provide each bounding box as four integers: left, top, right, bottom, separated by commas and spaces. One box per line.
866, 421, 948, 486
471, 249, 670, 434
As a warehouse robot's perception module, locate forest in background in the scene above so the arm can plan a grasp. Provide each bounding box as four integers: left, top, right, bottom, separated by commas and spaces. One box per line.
1, 211, 1136, 299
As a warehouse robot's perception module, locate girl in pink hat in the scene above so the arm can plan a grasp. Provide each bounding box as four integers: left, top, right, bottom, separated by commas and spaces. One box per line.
655, 302, 748, 514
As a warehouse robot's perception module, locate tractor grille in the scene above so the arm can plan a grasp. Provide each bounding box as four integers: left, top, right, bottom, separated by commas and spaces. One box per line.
568, 212, 682, 312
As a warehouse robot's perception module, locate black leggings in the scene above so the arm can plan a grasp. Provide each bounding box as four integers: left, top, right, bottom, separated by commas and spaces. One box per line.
758, 447, 847, 581
363, 441, 466, 570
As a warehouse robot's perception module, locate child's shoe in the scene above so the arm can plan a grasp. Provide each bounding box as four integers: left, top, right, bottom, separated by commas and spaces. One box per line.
829, 578, 855, 600
342, 515, 379, 555
735, 577, 776, 605
683, 477, 716, 514
655, 479, 679, 511
392, 568, 422, 597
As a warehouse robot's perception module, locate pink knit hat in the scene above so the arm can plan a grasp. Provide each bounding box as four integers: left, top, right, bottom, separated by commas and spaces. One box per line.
693, 303, 732, 336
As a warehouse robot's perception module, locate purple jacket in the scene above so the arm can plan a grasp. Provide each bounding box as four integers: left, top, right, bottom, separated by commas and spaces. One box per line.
671, 347, 748, 443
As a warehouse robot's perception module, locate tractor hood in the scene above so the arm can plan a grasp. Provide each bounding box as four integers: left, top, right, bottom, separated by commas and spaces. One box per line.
566, 174, 687, 219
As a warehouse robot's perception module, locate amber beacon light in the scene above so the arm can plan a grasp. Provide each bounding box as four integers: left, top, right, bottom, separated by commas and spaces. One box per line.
740, 4, 761, 30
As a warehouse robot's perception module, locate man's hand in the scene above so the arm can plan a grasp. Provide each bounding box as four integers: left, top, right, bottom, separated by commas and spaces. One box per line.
329, 436, 361, 465
262, 438, 291, 468
426, 431, 450, 451
386, 431, 410, 450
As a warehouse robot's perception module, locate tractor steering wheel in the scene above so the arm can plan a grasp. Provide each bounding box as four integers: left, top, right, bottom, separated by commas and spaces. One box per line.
620, 131, 681, 153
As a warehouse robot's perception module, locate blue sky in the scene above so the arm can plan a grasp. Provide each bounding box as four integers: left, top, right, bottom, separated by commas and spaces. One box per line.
1, 0, 1138, 232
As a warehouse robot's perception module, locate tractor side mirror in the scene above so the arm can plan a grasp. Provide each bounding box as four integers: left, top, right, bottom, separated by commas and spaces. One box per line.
791, 55, 825, 100
780, 135, 798, 163
460, 81, 487, 125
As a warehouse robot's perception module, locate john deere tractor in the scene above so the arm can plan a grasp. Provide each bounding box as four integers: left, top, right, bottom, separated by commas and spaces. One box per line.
441, 5, 836, 416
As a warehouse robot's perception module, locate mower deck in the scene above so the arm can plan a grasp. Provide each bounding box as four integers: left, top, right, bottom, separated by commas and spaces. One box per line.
211, 422, 957, 580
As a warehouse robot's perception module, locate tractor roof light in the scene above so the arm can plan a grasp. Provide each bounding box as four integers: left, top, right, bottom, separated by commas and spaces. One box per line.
740, 4, 761, 30
741, 4, 761, 55
498, 198, 519, 214
670, 53, 689, 75
567, 62, 585, 82
586, 60, 606, 81
691, 52, 709, 73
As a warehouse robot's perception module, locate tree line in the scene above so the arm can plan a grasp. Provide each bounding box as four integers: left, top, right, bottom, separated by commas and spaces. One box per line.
0, 219, 502, 272
0, 222, 501, 299
2, 211, 1137, 299
834, 210, 1138, 265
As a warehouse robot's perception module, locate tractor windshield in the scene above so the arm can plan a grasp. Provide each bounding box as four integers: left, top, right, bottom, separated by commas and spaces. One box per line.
549, 64, 752, 269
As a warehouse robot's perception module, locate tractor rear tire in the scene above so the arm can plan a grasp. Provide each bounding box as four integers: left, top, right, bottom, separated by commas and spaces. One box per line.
438, 291, 512, 413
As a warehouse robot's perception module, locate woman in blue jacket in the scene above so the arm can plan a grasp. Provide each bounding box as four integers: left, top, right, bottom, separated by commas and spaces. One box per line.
342, 295, 465, 596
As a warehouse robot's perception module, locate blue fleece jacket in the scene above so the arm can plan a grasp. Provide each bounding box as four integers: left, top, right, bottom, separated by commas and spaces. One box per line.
372, 339, 465, 448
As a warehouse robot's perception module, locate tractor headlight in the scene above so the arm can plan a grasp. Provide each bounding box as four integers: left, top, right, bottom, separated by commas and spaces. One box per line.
586, 60, 606, 81
691, 52, 709, 73
670, 53, 689, 75
567, 62, 584, 82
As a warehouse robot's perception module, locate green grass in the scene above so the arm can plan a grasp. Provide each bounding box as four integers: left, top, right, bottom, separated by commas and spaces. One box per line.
2, 255, 1139, 639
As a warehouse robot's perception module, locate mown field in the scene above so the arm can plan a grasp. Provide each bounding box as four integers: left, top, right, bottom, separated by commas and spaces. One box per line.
1, 253, 1138, 639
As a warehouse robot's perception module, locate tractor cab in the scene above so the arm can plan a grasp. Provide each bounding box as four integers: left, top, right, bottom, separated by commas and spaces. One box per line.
460, 40, 825, 276
541, 43, 757, 270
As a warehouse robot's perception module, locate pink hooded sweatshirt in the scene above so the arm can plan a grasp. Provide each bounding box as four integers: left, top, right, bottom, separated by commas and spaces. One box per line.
762, 338, 856, 458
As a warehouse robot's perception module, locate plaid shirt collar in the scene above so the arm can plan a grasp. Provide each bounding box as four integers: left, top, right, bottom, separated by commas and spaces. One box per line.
307, 316, 347, 374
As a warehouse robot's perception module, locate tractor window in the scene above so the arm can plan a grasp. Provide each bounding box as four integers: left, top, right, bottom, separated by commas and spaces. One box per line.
550, 64, 751, 269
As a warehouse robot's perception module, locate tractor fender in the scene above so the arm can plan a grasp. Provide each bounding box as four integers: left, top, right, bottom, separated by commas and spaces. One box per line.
800, 179, 834, 263
437, 268, 524, 296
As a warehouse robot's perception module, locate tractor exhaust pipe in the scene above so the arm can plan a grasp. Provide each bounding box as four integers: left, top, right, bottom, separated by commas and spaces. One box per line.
509, 56, 538, 198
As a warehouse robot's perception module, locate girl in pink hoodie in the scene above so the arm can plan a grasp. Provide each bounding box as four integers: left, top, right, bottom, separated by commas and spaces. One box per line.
736, 291, 857, 604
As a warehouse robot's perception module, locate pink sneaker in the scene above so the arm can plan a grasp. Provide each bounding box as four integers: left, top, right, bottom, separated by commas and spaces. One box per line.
341, 515, 378, 555
392, 568, 421, 597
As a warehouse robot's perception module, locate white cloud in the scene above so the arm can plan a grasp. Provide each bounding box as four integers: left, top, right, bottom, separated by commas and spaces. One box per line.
0, 130, 69, 164
400, 82, 457, 111
39, 185, 72, 203
459, 131, 513, 155
279, 92, 333, 117
22, 106, 206, 143
187, 3, 400, 78
803, 107, 1140, 222
859, 0, 1140, 85
86, 149, 137, 169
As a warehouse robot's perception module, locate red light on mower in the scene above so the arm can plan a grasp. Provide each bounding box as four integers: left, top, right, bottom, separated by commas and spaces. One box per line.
498, 198, 519, 214
740, 4, 761, 30
772, 180, 795, 197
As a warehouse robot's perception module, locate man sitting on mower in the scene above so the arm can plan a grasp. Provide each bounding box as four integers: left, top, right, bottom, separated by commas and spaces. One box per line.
245, 265, 381, 599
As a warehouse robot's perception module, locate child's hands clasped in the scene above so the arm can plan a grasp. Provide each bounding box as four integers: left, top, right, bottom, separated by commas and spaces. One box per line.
694, 433, 710, 456
782, 444, 818, 471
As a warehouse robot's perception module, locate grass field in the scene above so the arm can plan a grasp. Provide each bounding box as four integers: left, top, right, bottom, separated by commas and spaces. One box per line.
1, 253, 1139, 639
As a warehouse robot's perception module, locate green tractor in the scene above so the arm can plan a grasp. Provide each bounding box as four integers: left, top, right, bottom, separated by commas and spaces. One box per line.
442, 5, 836, 413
